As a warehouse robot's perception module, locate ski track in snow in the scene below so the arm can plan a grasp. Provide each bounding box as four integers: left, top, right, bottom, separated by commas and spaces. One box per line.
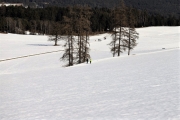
0, 27, 180, 120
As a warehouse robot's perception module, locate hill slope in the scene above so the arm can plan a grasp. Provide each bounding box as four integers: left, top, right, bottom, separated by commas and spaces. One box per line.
0, 27, 180, 119
0, 49, 179, 120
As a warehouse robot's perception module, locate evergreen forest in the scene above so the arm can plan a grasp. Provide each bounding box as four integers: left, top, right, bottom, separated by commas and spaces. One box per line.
0, 5, 179, 34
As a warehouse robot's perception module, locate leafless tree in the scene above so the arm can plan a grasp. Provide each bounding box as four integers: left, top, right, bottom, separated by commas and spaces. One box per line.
125, 7, 139, 55
16, 19, 23, 34
61, 5, 92, 66
30, 20, 37, 34
48, 22, 62, 46
73, 5, 91, 64
61, 7, 76, 66
43, 20, 51, 35
6, 17, 13, 33
110, 0, 127, 57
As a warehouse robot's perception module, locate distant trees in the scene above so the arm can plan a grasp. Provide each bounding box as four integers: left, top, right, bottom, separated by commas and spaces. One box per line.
48, 22, 61, 46
16, 18, 23, 33
61, 7, 76, 66
0, 3, 178, 66
3, 0, 179, 17
110, 0, 125, 56
116, 0, 127, 57
74, 5, 91, 64
109, 0, 139, 57
126, 7, 138, 55
110, 0, 127, 57
61, 6, 91, 66
0, 5, 179, 34
61, 25, 75, 66
6, 17, 13, 33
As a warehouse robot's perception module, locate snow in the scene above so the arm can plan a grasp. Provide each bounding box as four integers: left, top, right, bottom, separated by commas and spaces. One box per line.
0, 33, 63, 60
0, 26, 180, 120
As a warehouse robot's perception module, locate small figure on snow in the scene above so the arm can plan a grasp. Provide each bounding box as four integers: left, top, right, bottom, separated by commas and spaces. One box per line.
90, 58, 92, 64
86, 58, 89, 64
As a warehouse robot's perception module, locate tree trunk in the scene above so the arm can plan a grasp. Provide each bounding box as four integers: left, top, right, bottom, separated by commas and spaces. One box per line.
70, 34, 73, 66
84, 31, 88, 61
128, 28, 131, 55
54, 34, 58, 46
79, 31, 82, 64
118, 27, 121, 56
68, 37, 71, 66
113, 27, 116, 57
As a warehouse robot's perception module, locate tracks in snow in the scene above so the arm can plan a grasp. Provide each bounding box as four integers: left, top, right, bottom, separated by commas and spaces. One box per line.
0, 47, 179, 63
0, 50, 63, 62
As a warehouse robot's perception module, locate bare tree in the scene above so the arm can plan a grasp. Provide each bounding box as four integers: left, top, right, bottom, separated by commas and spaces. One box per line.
110, 0, 127, 57
117, 0, 127, 56
6, 17, 13, 33
74, 5, 91, 64
126, 7, 139, 55
30, 20, 37, 34
109, 27, 117, 57
61, 33, 76, 66
82, 6, 91, 62
61, 5, 92, 66
48, 22, 62, 46
43, 20, 51, 35
40, 21, 43, 34
16, 19, 23, 34
61, 7, 77, 66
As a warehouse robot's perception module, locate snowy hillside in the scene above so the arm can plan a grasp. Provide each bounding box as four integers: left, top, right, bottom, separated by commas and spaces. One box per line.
0, 27, 180, 120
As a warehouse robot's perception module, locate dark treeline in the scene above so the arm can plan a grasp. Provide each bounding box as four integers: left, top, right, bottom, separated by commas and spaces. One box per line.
0, 5, 179, 34
2, 0, 179, 17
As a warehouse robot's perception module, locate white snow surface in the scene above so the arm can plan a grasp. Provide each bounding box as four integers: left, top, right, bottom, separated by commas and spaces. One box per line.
0, 26, 180, 120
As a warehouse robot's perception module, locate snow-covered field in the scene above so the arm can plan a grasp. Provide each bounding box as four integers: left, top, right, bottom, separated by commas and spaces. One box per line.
0, 27, 180, 120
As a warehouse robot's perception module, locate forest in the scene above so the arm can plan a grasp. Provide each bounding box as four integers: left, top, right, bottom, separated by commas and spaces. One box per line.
1, 0, 179, 17
0, 5, 179, 34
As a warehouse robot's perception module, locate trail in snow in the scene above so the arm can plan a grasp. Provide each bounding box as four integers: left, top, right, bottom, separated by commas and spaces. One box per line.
0, 50, 63, 62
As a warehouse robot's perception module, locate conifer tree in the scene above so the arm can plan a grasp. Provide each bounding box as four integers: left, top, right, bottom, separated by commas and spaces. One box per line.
126, 7, 139, 55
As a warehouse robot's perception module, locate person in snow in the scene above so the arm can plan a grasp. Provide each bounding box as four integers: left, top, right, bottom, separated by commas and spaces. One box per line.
86, 58, 89, 64
90, 58, 92, 64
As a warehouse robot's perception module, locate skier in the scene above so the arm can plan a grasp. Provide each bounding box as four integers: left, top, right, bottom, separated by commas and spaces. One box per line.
86, 58, 89, 64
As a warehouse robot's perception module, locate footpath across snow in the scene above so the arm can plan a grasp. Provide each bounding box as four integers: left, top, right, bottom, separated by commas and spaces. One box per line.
0, 27, 180, 120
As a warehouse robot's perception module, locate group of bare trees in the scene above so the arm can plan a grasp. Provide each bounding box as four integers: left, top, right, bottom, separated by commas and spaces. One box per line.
50, 1, 138, 66
109, 0, 139, 57
49, 6, 91, 66
2, 17, 24, 34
